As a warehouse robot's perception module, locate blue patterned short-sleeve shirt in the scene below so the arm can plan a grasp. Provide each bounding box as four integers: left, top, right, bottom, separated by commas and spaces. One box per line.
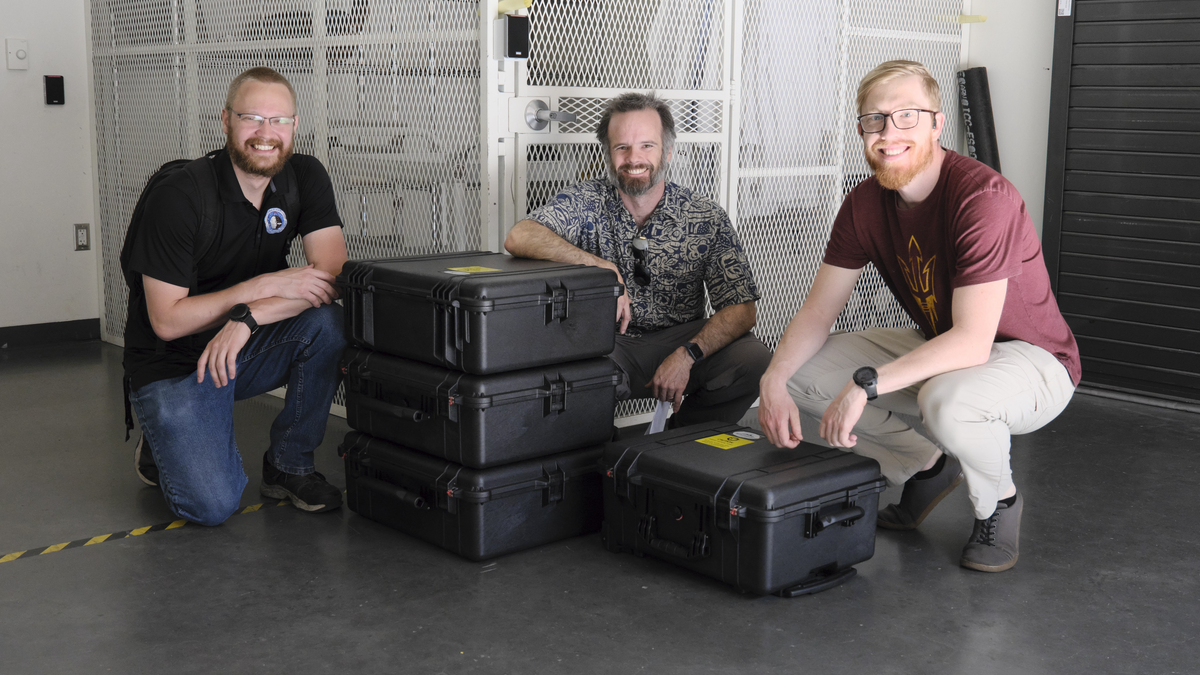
528, 179, 760, 337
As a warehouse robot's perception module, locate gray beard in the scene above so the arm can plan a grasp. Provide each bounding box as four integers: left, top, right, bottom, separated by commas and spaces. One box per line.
607, 156, 669, 198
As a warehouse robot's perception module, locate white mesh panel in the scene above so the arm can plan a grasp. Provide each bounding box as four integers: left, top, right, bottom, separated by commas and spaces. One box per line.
557, 97, 723, 136
529, 0, 725, 90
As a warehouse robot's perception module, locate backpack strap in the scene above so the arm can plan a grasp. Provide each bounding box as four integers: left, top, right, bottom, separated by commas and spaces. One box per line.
180, 150, 225, 295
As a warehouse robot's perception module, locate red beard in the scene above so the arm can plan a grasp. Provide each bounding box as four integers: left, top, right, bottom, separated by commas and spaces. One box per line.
865, 138, 934, 191
227, 133, 293, 178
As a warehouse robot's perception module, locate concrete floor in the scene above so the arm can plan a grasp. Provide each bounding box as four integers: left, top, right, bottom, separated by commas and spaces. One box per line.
1, 340, 1197, 674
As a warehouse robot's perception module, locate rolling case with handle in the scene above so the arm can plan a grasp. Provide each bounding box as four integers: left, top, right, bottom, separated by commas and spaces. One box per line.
600, 422, 886, 596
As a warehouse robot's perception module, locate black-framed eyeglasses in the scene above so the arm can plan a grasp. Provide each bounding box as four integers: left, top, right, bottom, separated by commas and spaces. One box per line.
630, 236, 650, 286
229, 110, 297, 129
857, 109, 936, 134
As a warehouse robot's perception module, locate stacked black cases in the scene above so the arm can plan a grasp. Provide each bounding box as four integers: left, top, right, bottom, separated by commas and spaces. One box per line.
600, 422, 887, 596
336, 252, 623, 560
341, 347, 621, 468
339, 251, 622, 373
341, 432, 604, 561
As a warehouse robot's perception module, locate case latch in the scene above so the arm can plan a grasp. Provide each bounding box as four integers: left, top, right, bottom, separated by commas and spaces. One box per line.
435, 478, 461, 515
543, 377, 566, 415
541, 468, 566, 505
545, 285, 569, 323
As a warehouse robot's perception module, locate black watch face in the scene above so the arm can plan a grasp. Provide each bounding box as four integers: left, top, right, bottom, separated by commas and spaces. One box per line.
854, 367, 876, 386
230, 303, 248, 320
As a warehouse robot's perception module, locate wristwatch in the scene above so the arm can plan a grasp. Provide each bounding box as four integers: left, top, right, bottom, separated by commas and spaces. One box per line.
228, 303, 260, 335
852, 366, 878, 401
683, 341, 704, 364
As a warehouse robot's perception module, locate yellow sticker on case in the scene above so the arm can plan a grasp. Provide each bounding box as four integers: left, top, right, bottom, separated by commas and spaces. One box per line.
695, 434, 754, 450
445, 266, 502, 274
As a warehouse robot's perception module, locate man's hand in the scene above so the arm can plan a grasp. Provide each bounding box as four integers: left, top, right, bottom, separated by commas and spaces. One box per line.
759, 377, 803, 448
196, 320, 251, 388
648, 348, 694, 412
257, 265, 338, 308
819, 380, 868, 448
616, 286, 632, 334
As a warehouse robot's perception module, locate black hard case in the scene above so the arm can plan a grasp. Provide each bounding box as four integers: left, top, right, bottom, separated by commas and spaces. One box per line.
341, 347, 621, 468
338, 252, 623, 374
341, 432, 604, 561
600, 422, 887, 596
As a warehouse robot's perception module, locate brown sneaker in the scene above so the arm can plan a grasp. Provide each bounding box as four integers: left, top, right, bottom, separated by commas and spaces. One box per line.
877, 453, 964, 530
960, 491, 1023, 573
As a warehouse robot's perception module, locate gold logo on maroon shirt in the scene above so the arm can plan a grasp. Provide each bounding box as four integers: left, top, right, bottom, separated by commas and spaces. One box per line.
897, 236, 939, 334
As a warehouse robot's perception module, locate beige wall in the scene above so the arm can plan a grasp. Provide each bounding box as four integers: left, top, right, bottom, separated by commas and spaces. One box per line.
964, 1, 1057, 235
0, 0, 99, 329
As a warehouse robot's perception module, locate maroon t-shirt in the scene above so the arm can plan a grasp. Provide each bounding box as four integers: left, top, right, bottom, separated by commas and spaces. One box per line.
824, 150, 1081, 386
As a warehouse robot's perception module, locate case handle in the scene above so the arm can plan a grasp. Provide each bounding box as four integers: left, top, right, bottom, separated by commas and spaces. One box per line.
346, 391, 427, 422
356, 476, 427, 509
637, 515, 710, 560
806, 505, 865, 538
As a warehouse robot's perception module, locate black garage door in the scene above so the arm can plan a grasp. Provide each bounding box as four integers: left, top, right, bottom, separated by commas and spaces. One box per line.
1043, 0, 1200, 404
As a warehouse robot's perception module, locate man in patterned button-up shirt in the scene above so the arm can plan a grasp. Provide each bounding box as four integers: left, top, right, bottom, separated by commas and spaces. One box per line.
505, 92, 772, 426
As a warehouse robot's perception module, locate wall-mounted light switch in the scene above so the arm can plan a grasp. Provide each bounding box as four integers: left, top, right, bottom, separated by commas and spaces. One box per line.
7, 39, 29, 70
75, 223, 90, 251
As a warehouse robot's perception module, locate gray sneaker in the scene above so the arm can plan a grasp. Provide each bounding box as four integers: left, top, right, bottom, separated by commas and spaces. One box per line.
877, 453, 964, 530
134, 434, 159, 487
960, 491, 1023, 573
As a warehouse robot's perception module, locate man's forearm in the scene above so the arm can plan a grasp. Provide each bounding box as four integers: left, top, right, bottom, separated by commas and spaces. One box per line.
505, 220, 616, 273
760, 304, 837, 388
147, 275, 276, 340
690, 302, 756, 357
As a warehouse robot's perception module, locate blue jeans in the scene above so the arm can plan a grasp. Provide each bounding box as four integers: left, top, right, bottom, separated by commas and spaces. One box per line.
129, 304, 346, 526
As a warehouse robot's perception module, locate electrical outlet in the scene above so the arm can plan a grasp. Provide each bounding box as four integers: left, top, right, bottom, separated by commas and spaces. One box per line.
74, 223, 90, 251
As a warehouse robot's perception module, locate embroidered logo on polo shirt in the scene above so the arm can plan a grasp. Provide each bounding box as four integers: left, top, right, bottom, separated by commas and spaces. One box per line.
264, 208, 287, 234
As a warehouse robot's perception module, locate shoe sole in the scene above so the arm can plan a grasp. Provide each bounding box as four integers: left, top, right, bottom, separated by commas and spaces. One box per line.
960, 553, 1019, 573
876, 471, 964, 531
260, 483, 340, 513
134, 437, 158, 487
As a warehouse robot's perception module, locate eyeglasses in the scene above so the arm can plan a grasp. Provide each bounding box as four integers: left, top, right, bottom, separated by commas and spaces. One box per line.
857, 109, 936, 134
229, 110, 296, 129
630, 236, 650, 286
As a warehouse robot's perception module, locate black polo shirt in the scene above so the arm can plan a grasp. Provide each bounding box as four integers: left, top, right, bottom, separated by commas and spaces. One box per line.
123, 149, 343, 391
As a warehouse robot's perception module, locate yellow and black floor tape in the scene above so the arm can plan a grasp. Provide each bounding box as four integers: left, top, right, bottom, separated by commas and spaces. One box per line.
0, 498, 291, 564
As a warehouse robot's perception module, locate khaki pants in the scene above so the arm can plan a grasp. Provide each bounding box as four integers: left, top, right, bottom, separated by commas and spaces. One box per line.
787, 327, 1075, 518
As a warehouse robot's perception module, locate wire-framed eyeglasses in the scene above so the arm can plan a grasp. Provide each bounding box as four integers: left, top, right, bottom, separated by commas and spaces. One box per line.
229, 110, 297, 129
857, 109, 936, 134
630, 236, 650, 286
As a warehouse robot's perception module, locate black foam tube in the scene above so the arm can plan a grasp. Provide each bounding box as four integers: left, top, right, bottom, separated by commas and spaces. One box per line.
956, 67, 1002, 174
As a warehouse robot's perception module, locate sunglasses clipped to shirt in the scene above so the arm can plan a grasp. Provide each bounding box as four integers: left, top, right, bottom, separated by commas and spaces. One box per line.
630, 236, 650, 286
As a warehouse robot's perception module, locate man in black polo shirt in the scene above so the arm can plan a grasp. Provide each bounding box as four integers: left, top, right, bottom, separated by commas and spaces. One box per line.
123, 67, 347, 525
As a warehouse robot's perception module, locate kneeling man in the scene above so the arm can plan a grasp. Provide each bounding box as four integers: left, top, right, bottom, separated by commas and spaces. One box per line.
506, 92, 772, 425
759, 61, 1080, 572
124, 67, 348, 525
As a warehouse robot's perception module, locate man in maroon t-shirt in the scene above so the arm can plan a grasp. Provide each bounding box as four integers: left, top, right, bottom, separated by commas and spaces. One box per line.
759, 60, 1080, 573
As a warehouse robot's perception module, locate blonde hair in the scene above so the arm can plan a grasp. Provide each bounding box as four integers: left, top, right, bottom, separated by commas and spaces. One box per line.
225, 67, 297, 111
856, 60, 940, 115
